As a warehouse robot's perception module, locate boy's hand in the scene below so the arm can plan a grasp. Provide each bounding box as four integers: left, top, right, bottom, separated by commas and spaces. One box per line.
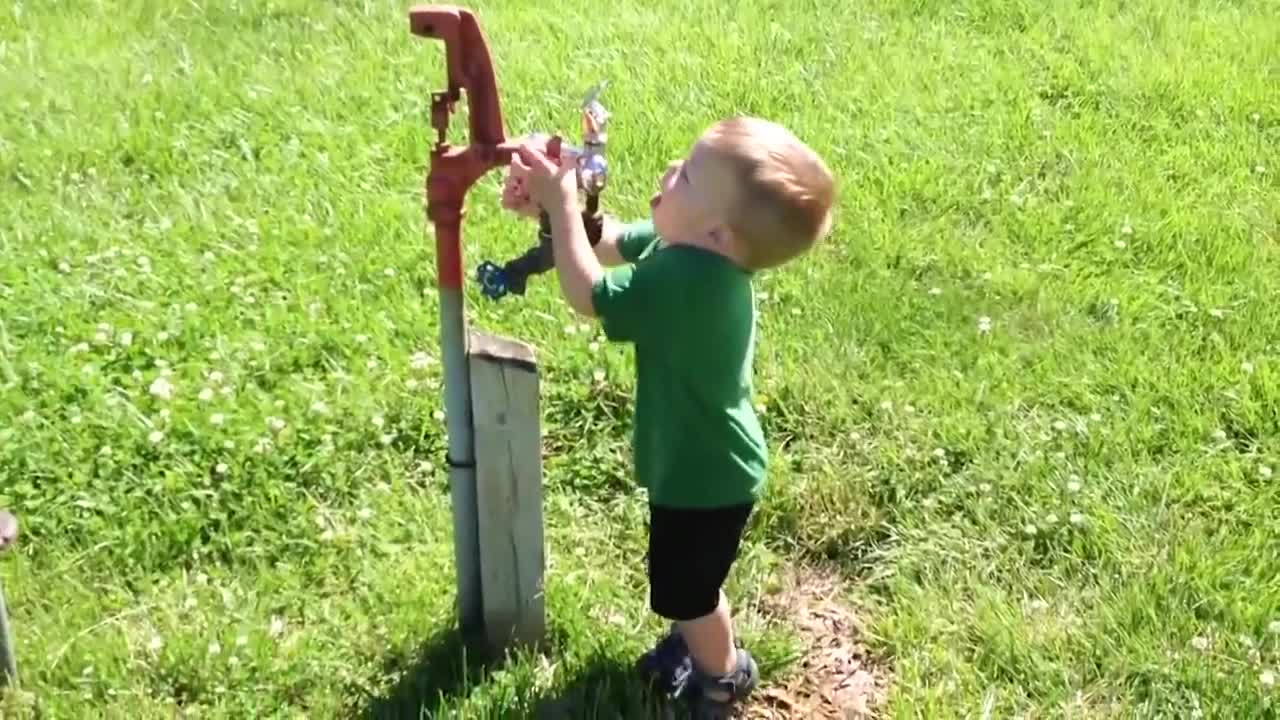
513, 142, 577, 212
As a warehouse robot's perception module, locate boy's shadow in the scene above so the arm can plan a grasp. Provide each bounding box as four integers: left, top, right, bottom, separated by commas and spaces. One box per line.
530, 652, 673, 720
359, 624, 676, 719
359, 624, 498, 719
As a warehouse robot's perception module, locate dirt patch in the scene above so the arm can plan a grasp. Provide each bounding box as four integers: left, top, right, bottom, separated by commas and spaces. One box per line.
745, 565, 891, 719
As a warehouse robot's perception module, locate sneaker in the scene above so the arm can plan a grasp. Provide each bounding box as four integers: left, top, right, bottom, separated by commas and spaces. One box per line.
681, 648, 759, 719
635, 623, 690, 694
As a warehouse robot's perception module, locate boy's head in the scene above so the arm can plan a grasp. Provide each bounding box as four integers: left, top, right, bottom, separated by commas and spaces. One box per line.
650, 116, 835, 270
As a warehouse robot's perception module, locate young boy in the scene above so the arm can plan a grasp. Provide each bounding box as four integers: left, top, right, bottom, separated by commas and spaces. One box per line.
511, 116, 835, 714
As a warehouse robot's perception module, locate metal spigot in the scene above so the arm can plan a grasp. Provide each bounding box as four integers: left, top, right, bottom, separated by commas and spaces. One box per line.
478, 82, 611, 301
578, 81, 609, 197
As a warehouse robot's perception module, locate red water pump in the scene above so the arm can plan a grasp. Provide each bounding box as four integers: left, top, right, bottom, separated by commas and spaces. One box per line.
407, 4, 609, 632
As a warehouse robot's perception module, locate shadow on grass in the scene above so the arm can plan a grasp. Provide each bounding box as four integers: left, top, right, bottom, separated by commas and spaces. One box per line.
358, 626, 678, 719
530, 651, 674, 720
359, 624, 505, 720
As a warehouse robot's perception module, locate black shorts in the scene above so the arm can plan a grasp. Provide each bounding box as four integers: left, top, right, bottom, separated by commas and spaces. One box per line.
646, 502, 754, 621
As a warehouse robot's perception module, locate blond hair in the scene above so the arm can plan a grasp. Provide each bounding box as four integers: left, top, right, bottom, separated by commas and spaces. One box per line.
702, 117, 835, 270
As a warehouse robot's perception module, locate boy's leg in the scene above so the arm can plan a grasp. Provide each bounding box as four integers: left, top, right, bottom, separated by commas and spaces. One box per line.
677, 589, 735, 675
646, 502, 757, 705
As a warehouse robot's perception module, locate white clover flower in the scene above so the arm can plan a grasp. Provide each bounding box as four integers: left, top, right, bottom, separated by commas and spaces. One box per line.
209, 370, 225, 385
148, 636, 163, 652
198, 388, 215, 402
1259, 466, 1273, 480
432, 410, 445, 422
1070, 512, 1086, 527
149, 377, 174, 401
409, 351, 433, 370
268, 617, 286, 638
266, 417, 286, 433
1262, 670, 1275, 688
310, 401, 329, 415
210, 413, 225, 427
1191, 636, 1209, 651
977, 316, 993, 334
214, 463, 229, 475
208, 641, 221, 656
148, 430, 165, 444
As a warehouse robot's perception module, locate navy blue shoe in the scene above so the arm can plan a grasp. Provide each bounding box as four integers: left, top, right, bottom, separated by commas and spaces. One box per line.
680, 648, 759, 719
635, 624, 691, 695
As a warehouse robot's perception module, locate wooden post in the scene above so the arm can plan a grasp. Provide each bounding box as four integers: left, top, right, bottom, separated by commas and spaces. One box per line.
0, 510, 18, 689
467, 330, 546, 654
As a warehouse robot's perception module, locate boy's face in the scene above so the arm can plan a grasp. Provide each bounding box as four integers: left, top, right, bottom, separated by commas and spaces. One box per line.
650, 135, 739, 247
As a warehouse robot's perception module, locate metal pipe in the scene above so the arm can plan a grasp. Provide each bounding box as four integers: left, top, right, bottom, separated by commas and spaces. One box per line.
0, 581, 14, 688
428, 179, 483, 634
0, 509, 17, 689
439, 287, 481, 633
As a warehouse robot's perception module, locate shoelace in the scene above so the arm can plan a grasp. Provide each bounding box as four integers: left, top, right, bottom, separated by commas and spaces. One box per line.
668, 658, 695, 699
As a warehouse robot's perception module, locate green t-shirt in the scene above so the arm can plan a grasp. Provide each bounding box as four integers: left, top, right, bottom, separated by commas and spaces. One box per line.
590, 219, 768, 509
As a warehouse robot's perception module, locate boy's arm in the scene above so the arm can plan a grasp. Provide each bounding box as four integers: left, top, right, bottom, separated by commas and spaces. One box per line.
592, 216, 627, 266
547, 200, 603, 317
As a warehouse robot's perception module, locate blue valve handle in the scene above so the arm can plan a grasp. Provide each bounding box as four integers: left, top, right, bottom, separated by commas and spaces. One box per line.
477, 197, 602, 301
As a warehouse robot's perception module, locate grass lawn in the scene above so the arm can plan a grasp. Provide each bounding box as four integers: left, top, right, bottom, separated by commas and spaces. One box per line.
2, 0, 1279, 717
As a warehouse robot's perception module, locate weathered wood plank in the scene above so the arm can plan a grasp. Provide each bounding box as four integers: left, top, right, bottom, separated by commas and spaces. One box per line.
467, 331, 545, 653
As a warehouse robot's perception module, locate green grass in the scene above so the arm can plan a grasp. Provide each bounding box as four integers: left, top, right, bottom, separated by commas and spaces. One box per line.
2, 0, 1279, 717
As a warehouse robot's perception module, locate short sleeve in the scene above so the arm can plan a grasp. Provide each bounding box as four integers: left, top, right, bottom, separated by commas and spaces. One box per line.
617, 219, 659, 263
591, 250, 674, 344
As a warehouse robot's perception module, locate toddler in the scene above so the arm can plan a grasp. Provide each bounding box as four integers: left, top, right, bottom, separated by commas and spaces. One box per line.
508, 116, 835, 715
